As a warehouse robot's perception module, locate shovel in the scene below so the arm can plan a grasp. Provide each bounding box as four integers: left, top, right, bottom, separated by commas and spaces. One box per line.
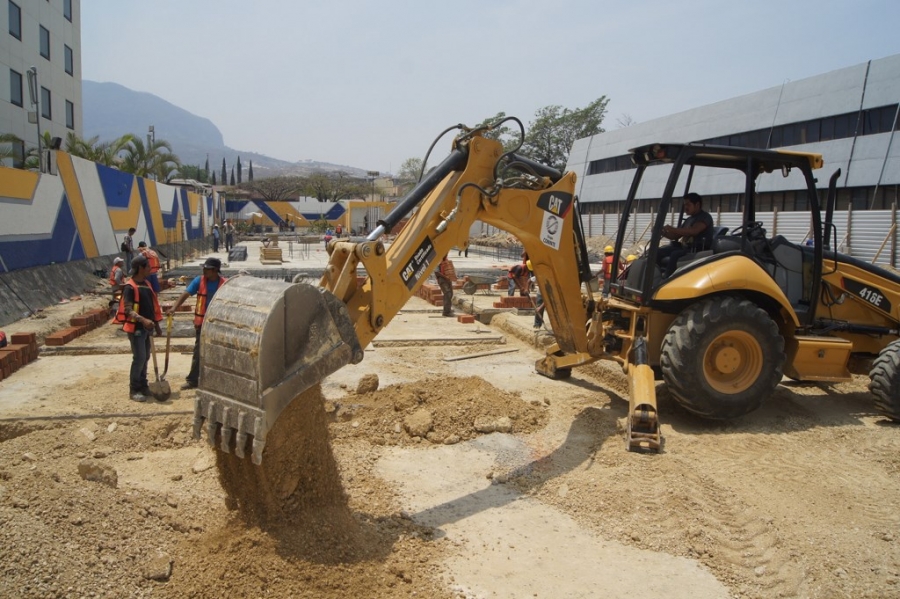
161, 314, 173, 381
149, 329, 171, 401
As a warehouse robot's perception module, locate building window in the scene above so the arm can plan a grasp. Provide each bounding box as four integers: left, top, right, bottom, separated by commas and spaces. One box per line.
63, 0, 71, 21
40, 86, 51, 119
65, 99, 74, 129
10, 68, 23, 106
9, 1, 21, 39
40, 25, 50, 59
64, 45, 73, 75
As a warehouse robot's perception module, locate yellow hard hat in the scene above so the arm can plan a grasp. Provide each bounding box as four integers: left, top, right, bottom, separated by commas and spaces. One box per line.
604, 245, 614, 253
526, 260, 533, 271
626, 254, 637, 262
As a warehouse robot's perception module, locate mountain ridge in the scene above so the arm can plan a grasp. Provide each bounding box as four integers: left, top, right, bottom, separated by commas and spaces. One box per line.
81, 81, 368, 178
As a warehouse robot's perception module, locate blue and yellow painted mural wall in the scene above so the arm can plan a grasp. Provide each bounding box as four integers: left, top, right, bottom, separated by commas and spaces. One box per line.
0, 151, 216, 273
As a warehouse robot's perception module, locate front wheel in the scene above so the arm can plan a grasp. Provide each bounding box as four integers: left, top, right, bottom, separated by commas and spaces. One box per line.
869, 339, 900, 421
660, 297, 785, 419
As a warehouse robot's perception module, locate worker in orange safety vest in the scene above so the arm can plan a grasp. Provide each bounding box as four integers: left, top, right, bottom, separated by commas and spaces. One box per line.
166, 257, 228, 390
115, 254, 162, 402
137, 241, 164, 293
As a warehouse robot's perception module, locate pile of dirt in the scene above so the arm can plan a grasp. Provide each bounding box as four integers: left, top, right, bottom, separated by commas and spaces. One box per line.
171, 384, 455, 599
329, 375, 548, 446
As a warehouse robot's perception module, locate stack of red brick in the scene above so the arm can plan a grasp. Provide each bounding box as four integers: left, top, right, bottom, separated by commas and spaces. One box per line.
494, 296, 535, 309
45, 308, 110, 347
414, 282, 477, 324
415, 280, 465, 307
0, 332, 38, 381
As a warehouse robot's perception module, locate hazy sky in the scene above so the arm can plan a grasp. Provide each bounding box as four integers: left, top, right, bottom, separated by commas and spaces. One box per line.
82, 0, 900, 174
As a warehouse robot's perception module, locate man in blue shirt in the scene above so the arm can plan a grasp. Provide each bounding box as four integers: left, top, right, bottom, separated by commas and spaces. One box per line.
166, 257, 227, 390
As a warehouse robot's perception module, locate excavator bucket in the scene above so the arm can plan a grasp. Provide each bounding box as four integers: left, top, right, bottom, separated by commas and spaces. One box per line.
192, 276, 364, 464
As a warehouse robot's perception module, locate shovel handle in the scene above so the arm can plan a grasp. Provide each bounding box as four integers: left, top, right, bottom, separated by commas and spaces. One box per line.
162, 314, 173, 379
150, 333, 161, 379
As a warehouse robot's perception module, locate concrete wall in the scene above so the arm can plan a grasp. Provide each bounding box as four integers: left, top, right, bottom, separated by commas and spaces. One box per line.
0, 150, 215, 273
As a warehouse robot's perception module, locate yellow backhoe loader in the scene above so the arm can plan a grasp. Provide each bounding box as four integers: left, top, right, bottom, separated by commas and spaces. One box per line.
192, 120, 900, 464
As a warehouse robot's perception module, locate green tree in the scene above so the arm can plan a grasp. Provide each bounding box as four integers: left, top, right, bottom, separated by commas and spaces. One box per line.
177, 164, 208, 182
242, 175, 305, 202
204, 156, 209, 180
472, 112, 521, 153
397, 157, 424, 185
248, 160, 254, 182
211, 171, 217, 185
237, 156, 242, 184
305, 172, 367, 202
520, 96, 609, 172
221, 158, 227, 184
59, 132, 133, 167
120, 136, 180, 180
230, 166, 235, 186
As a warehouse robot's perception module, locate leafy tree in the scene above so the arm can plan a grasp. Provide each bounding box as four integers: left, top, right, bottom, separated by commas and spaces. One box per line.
237, 156, 242, 184
63, 132, 134, 167
221, 158, 226, 184
211, 171, 217, 185
397, 157, 424, 186
472, 112, 521, 153
120, 136, 180, 180
177, 164, 208, 182
242, 175, 305, 202
204, 156, 209, 180
230, 166, 235, 186
305, 171, 367, 202
520, 96, 609, 172
248, 160, 254, 182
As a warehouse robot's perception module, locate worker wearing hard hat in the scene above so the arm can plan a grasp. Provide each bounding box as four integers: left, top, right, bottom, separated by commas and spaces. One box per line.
601, 246, 616, 283
617, 254, 638, 282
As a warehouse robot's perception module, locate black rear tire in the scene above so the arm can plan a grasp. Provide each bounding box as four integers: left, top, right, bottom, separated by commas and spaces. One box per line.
869, 339, 900, 421
660, 296, 785, 419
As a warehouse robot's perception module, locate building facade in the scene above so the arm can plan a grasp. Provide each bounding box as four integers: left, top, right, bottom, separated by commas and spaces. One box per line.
1, 0, 81, 166
567, 54, 900, 215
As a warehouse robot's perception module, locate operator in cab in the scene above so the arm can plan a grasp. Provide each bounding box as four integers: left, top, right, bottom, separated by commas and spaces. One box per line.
657, 193, 714, 277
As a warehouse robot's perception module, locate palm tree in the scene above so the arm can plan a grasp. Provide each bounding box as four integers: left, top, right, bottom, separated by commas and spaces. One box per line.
120, 136, 180, 180
63, 132, 134, 167
0, 133, 23, 167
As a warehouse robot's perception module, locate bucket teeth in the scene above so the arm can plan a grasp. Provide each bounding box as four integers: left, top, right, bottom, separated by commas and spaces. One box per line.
219, 408, 233, 453
190, 277, 363, 465
234, 431, 247, 459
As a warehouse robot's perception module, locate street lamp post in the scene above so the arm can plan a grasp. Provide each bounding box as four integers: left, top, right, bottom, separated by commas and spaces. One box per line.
147, 125, 156, 180
367, 170, 380, 202
26, 66, 42, 172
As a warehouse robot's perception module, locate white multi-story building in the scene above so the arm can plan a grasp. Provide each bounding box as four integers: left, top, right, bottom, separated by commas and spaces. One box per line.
567, 54, 900, 215
0, 0, 81, 166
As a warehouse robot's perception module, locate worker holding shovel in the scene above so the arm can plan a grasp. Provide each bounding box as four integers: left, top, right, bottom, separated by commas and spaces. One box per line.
115, 255, 163, 402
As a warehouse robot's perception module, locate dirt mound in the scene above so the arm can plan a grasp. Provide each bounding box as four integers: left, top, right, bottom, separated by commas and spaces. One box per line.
329, 376, 547, 445
176, 384, 455, 599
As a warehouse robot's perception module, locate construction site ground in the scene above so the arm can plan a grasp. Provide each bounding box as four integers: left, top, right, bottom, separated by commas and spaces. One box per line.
1, 241, 899, 599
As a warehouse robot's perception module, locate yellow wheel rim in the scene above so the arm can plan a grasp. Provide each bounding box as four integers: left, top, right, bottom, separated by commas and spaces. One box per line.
703, 330, 763, 394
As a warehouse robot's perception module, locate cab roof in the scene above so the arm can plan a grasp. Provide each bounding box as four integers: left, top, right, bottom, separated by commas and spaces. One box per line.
629, 143, 823, 173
